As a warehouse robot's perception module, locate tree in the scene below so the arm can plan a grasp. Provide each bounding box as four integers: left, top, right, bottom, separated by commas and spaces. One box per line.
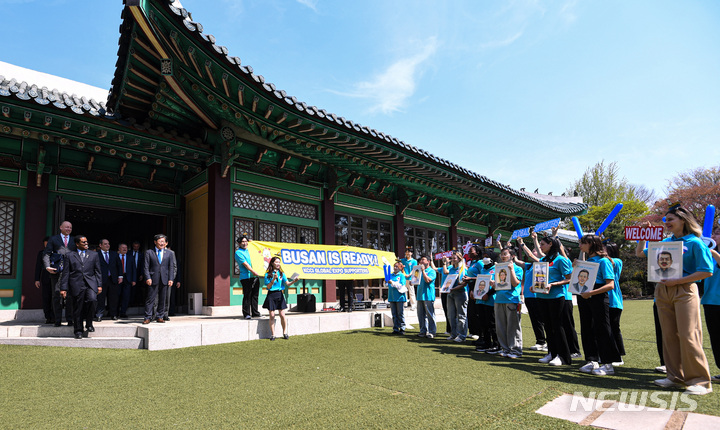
645, 165, 720, 226
565, 161, 651, 244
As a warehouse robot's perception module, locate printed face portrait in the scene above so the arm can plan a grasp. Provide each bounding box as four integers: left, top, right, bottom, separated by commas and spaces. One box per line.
577, 270, 589, 285
499, 269, 507, 282
657, 252, 673, 269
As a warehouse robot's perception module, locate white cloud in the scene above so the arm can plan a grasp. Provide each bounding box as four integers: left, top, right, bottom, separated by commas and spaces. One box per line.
337, 37, 438, 115
559, 0, 578, 23
296, 0, 318, 12
479, 31, 523, 49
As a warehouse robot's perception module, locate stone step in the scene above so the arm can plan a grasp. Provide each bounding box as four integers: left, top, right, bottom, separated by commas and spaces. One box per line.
0, 336, 144, 349
12, 325, 140, 338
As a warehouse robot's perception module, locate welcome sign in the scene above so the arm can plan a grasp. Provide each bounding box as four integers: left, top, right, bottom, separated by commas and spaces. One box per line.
246, 241, 397, 280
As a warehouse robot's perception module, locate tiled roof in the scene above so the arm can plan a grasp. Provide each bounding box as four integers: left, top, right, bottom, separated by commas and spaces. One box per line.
0, 75, 107, 118
155, 0, 585, 214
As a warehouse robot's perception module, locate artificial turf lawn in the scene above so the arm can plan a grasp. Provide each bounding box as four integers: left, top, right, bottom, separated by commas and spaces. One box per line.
1, 300, 719, 428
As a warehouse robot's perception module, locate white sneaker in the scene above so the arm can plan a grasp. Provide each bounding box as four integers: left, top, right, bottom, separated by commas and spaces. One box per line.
426, 333, 434, 339
592, 364, 615, 376
453, 337, 464, 343
655, 365, 667, 374
470, 335, 480, 340
684, 385, 711, 395
529, 343, 545, 351
548, 356, 563, 366
447, 336, 456, 341
654, 378, 684, 389
498, 351, 507, 357
579, 361, 599, 373
711, 374, 720, 382
417, 333, 426, 337
571, 352, 582, 359
612, 360, 624, 366
506, 353, 520, 359
538, 353, 553, 363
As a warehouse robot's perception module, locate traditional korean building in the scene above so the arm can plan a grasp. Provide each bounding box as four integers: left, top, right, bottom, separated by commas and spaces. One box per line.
0, 0, 586, 313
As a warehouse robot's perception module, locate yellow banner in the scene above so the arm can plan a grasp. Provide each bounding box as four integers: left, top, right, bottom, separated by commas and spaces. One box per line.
246, 241, 397, 280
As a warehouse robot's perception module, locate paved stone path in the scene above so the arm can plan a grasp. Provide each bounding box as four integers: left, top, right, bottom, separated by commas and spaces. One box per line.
536, 393, 720, 429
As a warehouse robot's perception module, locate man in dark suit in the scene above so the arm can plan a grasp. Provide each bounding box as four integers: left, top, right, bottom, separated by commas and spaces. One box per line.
96, 239, 122, 321
43, 220, 75, 326
58, 235, 102, 339
34, 236, 53, 324
130, 241, 144, 308
143, 234, 177, 324
117, 243, 135, 318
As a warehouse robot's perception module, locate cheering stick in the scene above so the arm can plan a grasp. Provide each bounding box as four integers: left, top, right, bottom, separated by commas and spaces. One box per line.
595, 203, 623, 236
571, 216, 584, 240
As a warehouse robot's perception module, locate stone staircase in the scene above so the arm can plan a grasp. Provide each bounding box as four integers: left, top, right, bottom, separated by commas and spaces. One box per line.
0, 323, 144, 349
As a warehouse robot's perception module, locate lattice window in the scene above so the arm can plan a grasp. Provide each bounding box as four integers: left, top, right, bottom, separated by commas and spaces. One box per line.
259, 223, 277, 241
280, 225, 297, 243
0, 200, 16, 275
233, 191, 278, 213
233, 218, 255, 275
233, 190, 317, 220
300, 228, 317, 244
278, 199, 317, 220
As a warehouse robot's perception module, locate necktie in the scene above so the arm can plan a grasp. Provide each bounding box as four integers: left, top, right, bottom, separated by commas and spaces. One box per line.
104, 252, 110, 276
157, 249, 162, 264
63, 236, 68, 247
81, 251, 85, 260
121, 254, 125, 273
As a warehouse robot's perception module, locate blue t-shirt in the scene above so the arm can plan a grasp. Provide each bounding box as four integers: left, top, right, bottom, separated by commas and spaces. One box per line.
400, 258, 417, 279
416, 267, 437, 301
587, 255, 616, 285
536, 255, 573, 300
701, 256, 720, 305
436, 268, 447, 290
387, 272, 408, 302
522, 262, 535, 299
264, 271, 287, 291
609, 258, 624, 309
645, 234, 715, 276
234, 248, 253, 280
494, 264, 524, 304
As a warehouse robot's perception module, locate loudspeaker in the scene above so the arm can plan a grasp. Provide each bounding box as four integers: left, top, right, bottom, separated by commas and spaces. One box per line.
296, 294, 316, 313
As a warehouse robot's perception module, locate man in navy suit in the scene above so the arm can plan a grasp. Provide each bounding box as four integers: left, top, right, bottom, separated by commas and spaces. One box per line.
130, 241, 144, 308
43, 220, 75, 326
143, 234, 177, 324
96, 238, 122, 321
117, 243, 135, 318
58, 236, 102, 339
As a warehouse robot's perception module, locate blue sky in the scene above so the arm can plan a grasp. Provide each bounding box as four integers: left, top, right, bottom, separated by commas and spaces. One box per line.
1, 0, 718, 200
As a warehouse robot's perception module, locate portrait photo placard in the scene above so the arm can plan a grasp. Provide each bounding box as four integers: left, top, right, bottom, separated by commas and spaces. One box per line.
647, 241, 683, 283
439, 274, 459, 293
531, 262, 550, 294
494, 262, 512, 291
409, 266, 423, 285
568, 261, 600, 295
473, 274, 492, 299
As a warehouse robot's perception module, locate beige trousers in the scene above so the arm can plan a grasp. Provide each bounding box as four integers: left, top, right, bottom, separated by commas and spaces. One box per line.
655, 282, 712, 389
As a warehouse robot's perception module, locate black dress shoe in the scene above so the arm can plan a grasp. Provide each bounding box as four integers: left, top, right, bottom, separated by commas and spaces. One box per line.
54, 322, 62, 327
112, 316, 118, 320
45, 319, 52, 324
119, 314, 128, 319
67, 321, 73, 326
95, 316, 102, 322
86, 326, 95, 332
74, 333, 82, 339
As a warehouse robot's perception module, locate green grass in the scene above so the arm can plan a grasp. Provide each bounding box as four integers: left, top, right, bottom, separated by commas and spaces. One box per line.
2, 300, 719, 428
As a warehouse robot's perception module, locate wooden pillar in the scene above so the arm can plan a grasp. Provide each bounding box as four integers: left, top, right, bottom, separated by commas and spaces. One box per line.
20, 178, 49, 309
449, 223, 458, 251
321, 189, 336, 303
394, 211, 405, 256
206, 164, 230, 306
